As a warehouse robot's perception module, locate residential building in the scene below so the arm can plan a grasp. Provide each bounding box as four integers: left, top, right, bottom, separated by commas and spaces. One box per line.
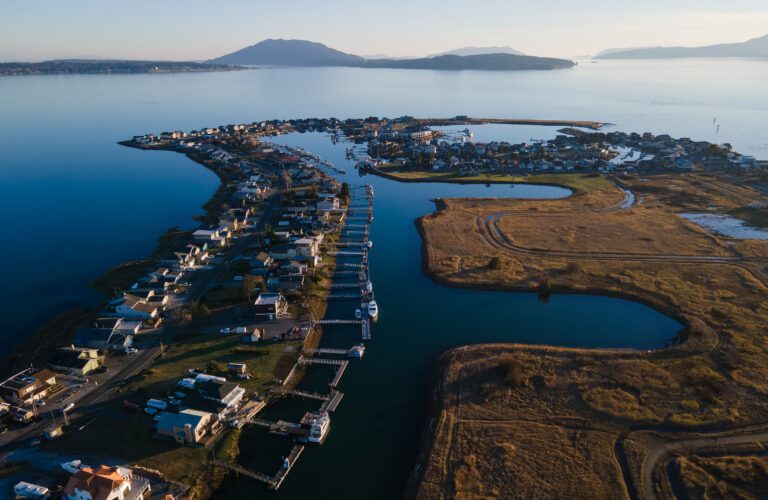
0, 368, 58, 406
49, 346, 101, 376
253, 293, 287, 319
156, 409, 216, 445
196, 380, 245, 410
63, 465, 150, 500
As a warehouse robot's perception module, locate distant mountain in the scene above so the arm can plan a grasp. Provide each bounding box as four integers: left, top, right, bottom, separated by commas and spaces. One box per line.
360, 53, 572, 71
596, 34, 768, 59
428, 46, 525, 57
210, 39, 363, 66
210, 39, 572, 71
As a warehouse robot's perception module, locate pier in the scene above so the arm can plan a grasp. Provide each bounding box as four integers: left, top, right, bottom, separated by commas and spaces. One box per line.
326, 293, 362, 300
313, 319, 365, 325
212, 445, 305, 491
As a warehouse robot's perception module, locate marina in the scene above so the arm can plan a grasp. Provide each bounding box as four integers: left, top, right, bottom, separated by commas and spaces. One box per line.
216, 180, 377, 489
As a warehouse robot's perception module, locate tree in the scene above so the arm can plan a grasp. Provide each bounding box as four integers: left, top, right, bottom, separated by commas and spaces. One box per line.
339, 182, 351, 204
488, 256, 503, 270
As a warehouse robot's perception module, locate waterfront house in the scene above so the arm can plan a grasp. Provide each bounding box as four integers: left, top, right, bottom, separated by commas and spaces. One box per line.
193, 228, 221, 242
197, 379, 245, 410
253, 293, 288, 319
75, 326, 133, 350
156, 409, 217, 446
94, 317, 142, 336
109, 295, 159, 320
63, 465, 150, 500
49, 346, 101, 376
0, 368, 58, 406
293, 238, 319, 258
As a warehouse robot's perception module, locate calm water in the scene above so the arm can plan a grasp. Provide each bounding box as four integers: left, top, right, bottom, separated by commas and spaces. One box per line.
0, 59, 762, 495
212, 131, 682, 499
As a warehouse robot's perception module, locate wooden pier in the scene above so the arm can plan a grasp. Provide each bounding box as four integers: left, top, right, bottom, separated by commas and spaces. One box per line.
320, 390, 344, 413
362, 319, 371, 341
303, 347, 349, 355
298, 356, 346, 367
326, 293, 362, 300
212, 445, 305, 491
313, 319, 365, 326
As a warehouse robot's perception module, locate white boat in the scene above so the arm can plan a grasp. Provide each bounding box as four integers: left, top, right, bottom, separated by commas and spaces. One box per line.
367, 300, 379, 319
61, 459, 84, 474
303, 412, 331, 443
14, 481, 49, 499
355, 308, 362, 319
365, 281, 373, 293
365, 240, 373, 249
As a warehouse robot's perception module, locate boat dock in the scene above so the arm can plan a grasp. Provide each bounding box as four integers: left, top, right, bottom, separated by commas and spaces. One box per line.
313, 319, 365, 325
218, 184, 375, 491
212, 445, 305, 491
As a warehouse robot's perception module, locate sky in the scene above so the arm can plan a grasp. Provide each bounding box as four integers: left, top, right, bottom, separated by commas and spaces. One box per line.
2, 0, 768, 61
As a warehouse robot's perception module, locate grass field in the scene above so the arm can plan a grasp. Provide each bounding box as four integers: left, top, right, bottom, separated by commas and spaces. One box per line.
675, 454, 768, 500
413, 171, 768, 499
130, 332, 300, 397
495, 206, 733, 256
41, 331, 298, 495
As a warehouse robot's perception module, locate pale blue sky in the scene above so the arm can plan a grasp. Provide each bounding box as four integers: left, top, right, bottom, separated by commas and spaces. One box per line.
2, 0, 768, 61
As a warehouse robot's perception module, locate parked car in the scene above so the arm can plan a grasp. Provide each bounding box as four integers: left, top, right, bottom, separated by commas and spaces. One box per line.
125, 347, 138, 355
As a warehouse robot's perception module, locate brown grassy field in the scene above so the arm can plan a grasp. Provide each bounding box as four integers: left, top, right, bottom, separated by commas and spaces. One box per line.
674, 454, 768, 500
412, 172, 768, 499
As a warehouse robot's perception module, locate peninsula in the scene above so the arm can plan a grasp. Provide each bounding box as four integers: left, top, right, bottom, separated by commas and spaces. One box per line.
2, 116, 766, 500
0, 59, 245, 77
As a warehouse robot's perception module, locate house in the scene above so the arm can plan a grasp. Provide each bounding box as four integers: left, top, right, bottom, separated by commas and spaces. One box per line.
293, 238, 319, 258
196, 380, 245, 410
240, 328, 263, 343
249, 252, 273, 275
316, 198, 340, 212
49, 346, 101, 376
63, 465, 150, 500
111, 295, 159, 320
76, 318, 140, 350
253, 293, 288, 319
156, 409, 216, 445
267, 275, 305, 292
0, 368, 58, 406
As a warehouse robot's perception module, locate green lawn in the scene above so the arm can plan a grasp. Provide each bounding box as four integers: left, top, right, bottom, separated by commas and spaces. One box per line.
40, 332, 296, 489
376, 170, 613, 192
130, 332, 300, 397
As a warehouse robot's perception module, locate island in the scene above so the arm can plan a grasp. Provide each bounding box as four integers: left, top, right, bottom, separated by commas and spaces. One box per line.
0, 59, 246, 76
210, 38, 575, 71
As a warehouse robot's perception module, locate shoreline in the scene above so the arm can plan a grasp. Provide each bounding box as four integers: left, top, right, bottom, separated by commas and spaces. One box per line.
2, 143, 231, 371
413, 214, 689, 348
411, 117, 608, 130
368, 168, 580, 194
